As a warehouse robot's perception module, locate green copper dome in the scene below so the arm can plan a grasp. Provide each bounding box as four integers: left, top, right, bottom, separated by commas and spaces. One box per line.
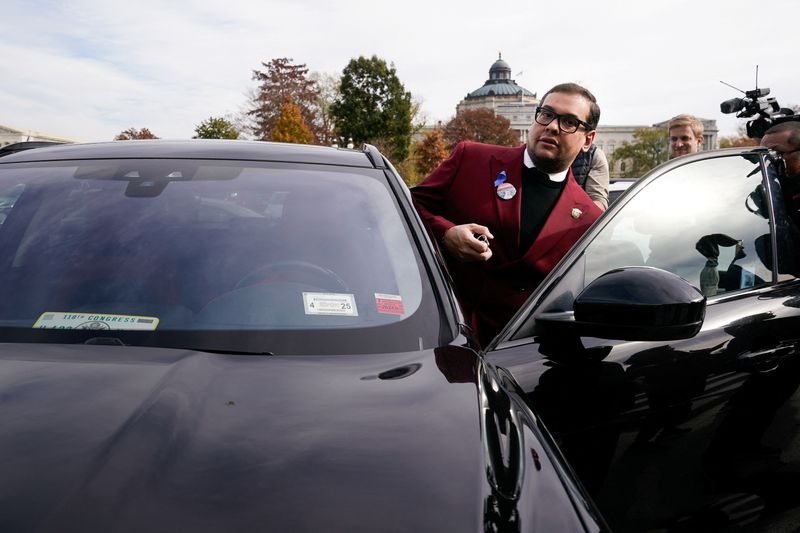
467, 54, 535, 98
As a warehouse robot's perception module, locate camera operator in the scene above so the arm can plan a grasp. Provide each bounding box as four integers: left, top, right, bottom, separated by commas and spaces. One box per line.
761, 121, 800, 224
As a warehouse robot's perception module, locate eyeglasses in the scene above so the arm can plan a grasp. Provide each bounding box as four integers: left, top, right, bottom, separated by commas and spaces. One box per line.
534, 106, 591, 134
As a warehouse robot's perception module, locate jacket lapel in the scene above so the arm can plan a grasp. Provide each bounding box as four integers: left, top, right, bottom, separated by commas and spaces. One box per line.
490, 146, 526, 259
524, 170, 587, 261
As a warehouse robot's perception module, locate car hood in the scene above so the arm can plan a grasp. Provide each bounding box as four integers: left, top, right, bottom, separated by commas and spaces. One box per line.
0, 342, 540, 532
0, 343, 592, 532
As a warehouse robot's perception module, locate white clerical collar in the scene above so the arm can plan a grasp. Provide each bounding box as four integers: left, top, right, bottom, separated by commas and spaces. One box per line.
524, 148, 568, 182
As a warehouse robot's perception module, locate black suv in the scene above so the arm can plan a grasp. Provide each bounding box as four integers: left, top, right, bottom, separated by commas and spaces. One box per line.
1, 141, 799, 532
0, 140, 603, 532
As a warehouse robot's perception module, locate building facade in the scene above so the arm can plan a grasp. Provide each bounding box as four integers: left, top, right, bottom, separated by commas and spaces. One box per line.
456, 55, 540, 142
593, 125, 652, 177
596, 119, 719, 177
0, 124, 74, 148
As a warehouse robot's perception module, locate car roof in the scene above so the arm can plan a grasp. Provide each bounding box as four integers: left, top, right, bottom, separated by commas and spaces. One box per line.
609, 179, 637, 191
0, 141, 68, 158
0, 139, 383, 168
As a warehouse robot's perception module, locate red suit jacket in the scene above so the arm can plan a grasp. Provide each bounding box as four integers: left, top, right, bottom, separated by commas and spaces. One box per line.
412, 141, 602, 345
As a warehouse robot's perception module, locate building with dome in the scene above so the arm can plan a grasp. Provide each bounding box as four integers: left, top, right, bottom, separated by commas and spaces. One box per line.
452, 55, 720, 177
456, 54, 540, 142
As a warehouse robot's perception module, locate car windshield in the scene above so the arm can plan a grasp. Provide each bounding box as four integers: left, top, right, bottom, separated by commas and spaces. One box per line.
0, 159, 441, 355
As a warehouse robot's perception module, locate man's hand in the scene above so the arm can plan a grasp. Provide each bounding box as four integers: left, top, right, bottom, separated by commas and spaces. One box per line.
442, 224, 494, 262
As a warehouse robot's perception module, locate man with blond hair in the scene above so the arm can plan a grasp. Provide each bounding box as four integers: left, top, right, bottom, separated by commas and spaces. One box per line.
668, 114, 704, 158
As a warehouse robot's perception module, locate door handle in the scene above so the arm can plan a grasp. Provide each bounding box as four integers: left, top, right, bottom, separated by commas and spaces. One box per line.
736, 346, 794, 373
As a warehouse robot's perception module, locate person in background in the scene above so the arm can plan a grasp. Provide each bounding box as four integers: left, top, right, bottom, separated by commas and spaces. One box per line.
571, 143, 610, 210
668, 114, 704, 158
761, 120, 800, 225
411, 82, 603, 347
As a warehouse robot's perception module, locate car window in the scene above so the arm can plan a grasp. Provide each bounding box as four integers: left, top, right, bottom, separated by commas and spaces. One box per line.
584, 155, 775, 296
607, 179, 635, 205
0, 160, 441, 354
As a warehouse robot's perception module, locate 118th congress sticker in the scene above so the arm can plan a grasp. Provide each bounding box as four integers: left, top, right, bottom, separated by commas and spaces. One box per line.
33, 312, 160, 331
302, 293, 358, 316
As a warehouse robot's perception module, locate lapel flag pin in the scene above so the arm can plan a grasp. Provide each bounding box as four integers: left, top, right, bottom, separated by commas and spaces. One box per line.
494, 170, 515, 199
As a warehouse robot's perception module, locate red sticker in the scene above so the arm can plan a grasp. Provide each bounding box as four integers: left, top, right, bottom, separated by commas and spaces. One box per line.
375, 293, 405, 315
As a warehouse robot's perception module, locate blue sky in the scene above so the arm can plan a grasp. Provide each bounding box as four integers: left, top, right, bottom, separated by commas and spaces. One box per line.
2, 0, 797, 141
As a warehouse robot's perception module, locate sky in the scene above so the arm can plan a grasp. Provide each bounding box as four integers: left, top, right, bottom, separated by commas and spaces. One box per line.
2, 0, 798, 142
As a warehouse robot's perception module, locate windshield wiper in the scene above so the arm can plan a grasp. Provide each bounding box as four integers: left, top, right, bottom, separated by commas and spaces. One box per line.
190, 347, 275, 356
84, 337, 273, 356
85, 337, 126, 346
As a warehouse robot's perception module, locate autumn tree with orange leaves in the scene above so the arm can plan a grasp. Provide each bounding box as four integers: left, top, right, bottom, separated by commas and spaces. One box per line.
270, 96, 315, 145
250, 58, 321, 143
719, 124, 759, 148
114, 127, 159, 140
414, 128, 449, 177
442, 108, 519, 149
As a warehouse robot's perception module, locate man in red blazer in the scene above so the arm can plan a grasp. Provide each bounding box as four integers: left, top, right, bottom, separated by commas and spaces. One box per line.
412, 82, 603, 347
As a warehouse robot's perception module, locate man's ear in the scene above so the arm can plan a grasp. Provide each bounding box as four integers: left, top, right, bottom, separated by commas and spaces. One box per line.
582, 130, 596, 151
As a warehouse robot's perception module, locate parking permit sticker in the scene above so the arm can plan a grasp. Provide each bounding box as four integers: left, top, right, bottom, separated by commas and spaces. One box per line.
303, 293, 358, 316
375, 293, 405, 316
33, 312, 160, 331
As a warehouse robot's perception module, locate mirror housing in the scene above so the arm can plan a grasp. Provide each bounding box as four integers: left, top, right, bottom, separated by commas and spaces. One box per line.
537, 266, 706, 342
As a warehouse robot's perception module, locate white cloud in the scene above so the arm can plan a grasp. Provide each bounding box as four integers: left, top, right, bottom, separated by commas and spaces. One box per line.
2, 0, 798, 140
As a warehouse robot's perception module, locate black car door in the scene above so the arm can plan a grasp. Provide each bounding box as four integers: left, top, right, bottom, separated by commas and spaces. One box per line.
486, 150, 800, 531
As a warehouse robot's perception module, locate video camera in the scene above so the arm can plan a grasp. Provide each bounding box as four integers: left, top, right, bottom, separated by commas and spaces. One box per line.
720, 71, 797, 138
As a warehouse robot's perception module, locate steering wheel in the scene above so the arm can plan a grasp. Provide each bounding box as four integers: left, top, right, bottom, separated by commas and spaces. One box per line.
234, 260, 350, 292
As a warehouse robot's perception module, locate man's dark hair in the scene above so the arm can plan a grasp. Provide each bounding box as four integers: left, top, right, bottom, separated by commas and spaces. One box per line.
764, 121, 800, 148
541, 82, 601, 131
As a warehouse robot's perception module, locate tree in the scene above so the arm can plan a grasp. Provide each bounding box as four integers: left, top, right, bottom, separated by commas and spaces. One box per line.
193, 116, 239, 139
410, 96, 428, 137
414, 128, 449, 177
719, 124, 758, 148
270, 96, 315, 145
442, 108, 519, 149
331, 55, 413, 162
250, 58, 321, 142
719, 134, 759, 148
114, 127, 159, 140
610, 127, 668, 178
393, 156, 420, 187
309, 71, 340, 146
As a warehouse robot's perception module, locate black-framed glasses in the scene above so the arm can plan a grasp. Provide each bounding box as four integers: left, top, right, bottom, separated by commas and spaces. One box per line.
534, 106, 591, 134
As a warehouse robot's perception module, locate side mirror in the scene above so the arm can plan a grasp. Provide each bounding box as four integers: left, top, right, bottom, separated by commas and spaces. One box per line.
537, 266, 706, 342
